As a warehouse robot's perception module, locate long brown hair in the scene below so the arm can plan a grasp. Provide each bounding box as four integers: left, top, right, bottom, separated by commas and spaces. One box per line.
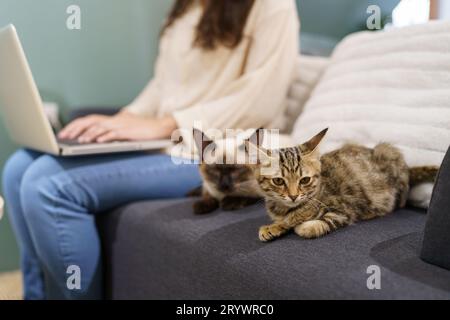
162, 0, 255, 50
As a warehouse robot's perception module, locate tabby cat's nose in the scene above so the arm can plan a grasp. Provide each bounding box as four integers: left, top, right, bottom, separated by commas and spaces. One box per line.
289, 195, 297, 202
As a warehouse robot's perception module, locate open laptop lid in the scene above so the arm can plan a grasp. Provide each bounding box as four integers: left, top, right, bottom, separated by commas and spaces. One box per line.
0, 24, 59, 155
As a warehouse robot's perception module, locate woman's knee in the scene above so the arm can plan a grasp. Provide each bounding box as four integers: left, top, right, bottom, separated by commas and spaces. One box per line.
19, 154, 88, 225
2, 149, 38, 198
19, 155, 63, 222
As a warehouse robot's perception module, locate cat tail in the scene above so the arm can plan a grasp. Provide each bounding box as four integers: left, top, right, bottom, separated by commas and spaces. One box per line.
408, 166, 439, 186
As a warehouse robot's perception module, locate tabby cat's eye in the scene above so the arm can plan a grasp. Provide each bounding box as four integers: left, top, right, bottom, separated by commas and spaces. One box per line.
272, 178, 285, 186
300, 177, 311, 185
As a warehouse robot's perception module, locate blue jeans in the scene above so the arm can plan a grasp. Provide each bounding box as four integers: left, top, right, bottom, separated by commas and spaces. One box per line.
2, 149, 201, 299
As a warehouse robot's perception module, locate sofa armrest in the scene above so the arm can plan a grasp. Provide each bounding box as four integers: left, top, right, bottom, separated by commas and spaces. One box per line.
421, 146, 450, 270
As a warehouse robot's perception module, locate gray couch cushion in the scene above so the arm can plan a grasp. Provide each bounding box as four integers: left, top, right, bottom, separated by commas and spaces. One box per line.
98, 199, 450, 300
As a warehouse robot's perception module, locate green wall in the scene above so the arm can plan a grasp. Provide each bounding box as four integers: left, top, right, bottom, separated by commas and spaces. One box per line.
297, 0, 400, 39
0, 0, 171, 271
297, 0, 400, 56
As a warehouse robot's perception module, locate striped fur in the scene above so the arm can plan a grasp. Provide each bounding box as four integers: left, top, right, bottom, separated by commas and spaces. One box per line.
255, 129, 439, 242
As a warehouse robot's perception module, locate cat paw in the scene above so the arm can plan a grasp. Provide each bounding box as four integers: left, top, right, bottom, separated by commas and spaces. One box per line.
294, 220, 330, 239
193, 199, 219, 215
259, 224, 284, 242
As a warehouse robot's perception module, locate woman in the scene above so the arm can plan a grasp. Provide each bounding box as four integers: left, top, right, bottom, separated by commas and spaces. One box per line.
2, 0, 299, 299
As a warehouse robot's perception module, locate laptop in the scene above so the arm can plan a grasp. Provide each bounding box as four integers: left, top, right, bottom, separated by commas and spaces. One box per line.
0, 24, 173, 156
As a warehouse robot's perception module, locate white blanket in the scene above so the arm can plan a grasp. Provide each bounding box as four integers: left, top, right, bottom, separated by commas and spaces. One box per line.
292, 21, 450, 207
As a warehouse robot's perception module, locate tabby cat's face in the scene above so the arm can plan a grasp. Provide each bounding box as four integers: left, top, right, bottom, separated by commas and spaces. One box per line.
257, 147, 322, 207
252, 128, 328, 208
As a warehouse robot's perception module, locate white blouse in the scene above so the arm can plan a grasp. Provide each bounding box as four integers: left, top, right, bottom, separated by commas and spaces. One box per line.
126, 0, 299, 156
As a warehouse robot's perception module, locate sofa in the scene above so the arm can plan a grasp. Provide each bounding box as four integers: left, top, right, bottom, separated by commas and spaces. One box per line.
94, 146, 450, 299
78, 93, 450, 300
72, 22, 450, 299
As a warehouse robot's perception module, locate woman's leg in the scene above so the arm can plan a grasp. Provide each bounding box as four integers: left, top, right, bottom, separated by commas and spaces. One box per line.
19, 152, 201, 299
2, 149, 44, 299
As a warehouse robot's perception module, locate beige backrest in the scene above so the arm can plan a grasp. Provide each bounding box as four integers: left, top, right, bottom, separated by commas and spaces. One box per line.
283, 55, 329, 133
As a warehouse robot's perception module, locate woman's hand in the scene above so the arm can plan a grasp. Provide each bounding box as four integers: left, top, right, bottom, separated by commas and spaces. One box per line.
58, 114, 110, 141
58, 112, 177, 143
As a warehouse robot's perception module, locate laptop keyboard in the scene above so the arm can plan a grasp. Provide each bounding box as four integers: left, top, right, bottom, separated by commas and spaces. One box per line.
57, 138, 83, 146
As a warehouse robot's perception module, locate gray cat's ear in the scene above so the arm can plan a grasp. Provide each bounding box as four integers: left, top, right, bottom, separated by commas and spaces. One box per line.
193, 128, 215, 160
244, 129, 272, 166
300, 128, 328, 155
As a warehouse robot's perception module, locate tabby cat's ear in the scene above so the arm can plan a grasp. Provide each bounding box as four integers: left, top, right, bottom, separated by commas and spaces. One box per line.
193, 128, 215, 160
300, 128, 328, 155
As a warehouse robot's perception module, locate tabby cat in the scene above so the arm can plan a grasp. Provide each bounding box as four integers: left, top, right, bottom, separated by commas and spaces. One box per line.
190, 128, 263, 214
246, 128, 439, 241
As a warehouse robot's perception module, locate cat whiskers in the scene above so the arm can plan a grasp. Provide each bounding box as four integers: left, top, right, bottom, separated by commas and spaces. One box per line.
252, 198, 268, 208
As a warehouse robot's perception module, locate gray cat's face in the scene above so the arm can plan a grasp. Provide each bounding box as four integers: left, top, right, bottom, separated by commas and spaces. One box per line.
200, 164, 254, 194
192, 128, 264, 195
253, 129, 328, 207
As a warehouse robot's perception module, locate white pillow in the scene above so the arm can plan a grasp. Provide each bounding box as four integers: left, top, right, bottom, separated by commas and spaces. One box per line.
292, 21, 450, 207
